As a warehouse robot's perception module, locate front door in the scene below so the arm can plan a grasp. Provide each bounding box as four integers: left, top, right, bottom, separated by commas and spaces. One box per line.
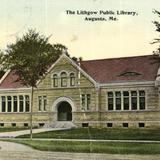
57, 101, 72, 121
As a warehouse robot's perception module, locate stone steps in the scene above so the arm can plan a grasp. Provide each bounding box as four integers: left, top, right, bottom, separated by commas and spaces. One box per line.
44, 121, 77, 129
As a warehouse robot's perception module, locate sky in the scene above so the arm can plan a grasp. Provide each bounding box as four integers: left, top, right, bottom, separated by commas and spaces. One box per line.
0, 0, 160, 60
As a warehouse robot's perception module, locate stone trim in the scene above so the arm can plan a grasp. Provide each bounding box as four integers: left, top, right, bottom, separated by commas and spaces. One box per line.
0, 88, 31, 91
99, 81, 155, 88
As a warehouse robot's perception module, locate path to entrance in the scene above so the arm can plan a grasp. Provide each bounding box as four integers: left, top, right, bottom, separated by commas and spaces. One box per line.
0, 128, 66, 138
0, 141, 34, 151
0, 141, 160, 160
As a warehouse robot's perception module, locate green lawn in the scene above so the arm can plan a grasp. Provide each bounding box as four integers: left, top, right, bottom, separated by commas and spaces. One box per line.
9, 140, 160, 154
9, 128, 160, 154
17, 128, 160, 140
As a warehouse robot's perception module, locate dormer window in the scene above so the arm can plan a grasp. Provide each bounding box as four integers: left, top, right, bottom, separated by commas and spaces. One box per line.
61, 72, 67, 87
70, 73, 75, 86
53, 74, 58, 87
119, 71, 141, 77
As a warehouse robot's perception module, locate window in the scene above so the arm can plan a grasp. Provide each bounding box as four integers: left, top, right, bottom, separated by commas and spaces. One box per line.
107, 90, 146, 111
39, 123, 45, 127
24, 123, 28, 127
7, 96, 12, 112
81, 94, 85, 110
108, 92, 114, 110
139, 123, 145, 128
43, 96, 47, 111
61, 72, 67, 87
52, 71, 77, 87
70, 73, 75, 86
119, 71, 141, 77
82, 123, 89, 127
1, 96, 6, 112
81, 94, 91, 110
0, 123, 4, 127
25, 95, 30, 112
13, 96, 18, 112
107, 123, 113, 127
139, 91, 145, 110
131, 91, 137, 110
53, 74, 58, 87
38, 96, 47, 112
38, 96, 42, 111
0, 95, 30, 113
123, 123, 128, 128
12, 123, 16, 127
86, 94, 91, 110
19, 95, 24, 112
115, 92, 121, 110
123, 91, 129, 110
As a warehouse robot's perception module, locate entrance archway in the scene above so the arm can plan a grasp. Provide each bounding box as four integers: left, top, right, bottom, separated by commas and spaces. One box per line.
57, 101, 72, 121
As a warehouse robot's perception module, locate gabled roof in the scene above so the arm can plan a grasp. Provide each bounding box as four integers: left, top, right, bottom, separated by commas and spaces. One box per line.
45, 53, 97, 85
0, 54, 159, 89
80, 55, 159, 83
0, 70, 27, 89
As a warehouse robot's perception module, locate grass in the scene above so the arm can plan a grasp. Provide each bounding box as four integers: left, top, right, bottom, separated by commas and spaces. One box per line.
7, 127, 160, 154
8, 139, 160, 154
17, 127, 160, 140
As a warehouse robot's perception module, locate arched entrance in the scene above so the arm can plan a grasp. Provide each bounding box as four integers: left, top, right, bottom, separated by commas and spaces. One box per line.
57, 101, 72, 121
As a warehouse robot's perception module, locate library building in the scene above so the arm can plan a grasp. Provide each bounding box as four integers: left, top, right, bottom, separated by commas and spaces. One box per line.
0, 53, 159, 128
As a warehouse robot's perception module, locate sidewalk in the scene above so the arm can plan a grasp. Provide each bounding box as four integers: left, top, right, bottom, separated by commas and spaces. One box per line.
0, 128, 66, 138
0, 141, 34, 151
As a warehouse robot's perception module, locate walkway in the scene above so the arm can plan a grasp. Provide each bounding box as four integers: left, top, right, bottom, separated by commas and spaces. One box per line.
0, 128, 66, 138
0, 141, 34, 151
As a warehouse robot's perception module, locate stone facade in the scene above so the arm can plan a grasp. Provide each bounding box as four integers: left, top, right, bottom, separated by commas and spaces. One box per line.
0, 54, 160, 128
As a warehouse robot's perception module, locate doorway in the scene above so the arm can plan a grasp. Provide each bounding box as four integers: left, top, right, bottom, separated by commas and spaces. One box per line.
57, 101, 72, 121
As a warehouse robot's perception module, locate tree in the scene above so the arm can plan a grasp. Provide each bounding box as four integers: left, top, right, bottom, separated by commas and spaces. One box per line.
151, 10, 160, 61
5, 29, 67, 139
0, 50, 5, 78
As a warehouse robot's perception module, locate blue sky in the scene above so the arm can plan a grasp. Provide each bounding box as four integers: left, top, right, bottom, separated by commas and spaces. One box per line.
0, 0, 160, 60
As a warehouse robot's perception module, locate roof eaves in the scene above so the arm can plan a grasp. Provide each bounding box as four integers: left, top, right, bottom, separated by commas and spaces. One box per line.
0, 69, 11, 86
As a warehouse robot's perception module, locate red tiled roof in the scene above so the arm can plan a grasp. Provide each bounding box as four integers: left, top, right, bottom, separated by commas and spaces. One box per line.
0, 55, 159, 88
0, 70, 27, 89
80, 55, 159, 83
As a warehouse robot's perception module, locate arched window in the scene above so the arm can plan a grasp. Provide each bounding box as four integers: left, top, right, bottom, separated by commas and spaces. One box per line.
61, 72, 67, 87
53, 74, 58, 87
70, 73, 75, 86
